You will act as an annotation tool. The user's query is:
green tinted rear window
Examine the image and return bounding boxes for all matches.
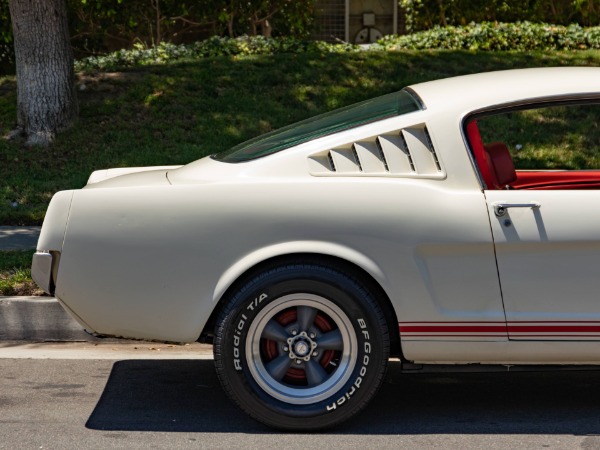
[213,89,421,163]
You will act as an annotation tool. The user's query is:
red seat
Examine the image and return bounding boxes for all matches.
[466,120,495,189]
[484,142,517,189]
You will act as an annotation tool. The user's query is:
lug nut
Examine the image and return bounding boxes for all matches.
[296,359,302,365]
[312,351,318,357]
[283,346,289,352]
[291,329,297,336]
[309,332,316,339]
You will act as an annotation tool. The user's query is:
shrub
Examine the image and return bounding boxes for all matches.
[378,22,600,51]
[75,23,600,72]
[399,0,599,32]
[75,36,359,71]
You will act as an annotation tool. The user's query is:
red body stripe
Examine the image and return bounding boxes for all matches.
[400,325,507,333]
[401,335,508,338]
[399,322,600,335]
[399,321,600,324]
[508,326,600,333]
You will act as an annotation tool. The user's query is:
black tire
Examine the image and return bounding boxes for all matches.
[214,263,390,431]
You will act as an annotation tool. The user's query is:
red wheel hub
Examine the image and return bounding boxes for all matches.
[261,306,338,385]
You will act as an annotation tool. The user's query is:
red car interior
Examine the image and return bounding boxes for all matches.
[466,120,600,190]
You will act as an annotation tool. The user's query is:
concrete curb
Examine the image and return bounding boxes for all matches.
[0,296,101,341]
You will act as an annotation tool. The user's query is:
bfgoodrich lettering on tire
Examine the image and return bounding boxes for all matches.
[214,263,390,430]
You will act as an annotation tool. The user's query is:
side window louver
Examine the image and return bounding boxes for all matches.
[308,123,444,178]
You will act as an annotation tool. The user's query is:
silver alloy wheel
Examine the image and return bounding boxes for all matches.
[246,293,358,405]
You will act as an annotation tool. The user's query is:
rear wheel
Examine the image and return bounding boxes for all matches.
[214,263,390,430]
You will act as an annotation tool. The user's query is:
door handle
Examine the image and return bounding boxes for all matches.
[492,202,541,217]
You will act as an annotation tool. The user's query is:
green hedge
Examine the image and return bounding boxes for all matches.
[378,22,600,51]
[75,35,359,71]
[75,23,600,72]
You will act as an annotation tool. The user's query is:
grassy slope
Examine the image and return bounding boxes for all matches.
[0,49,599,226]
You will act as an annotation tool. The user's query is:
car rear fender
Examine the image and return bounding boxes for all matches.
[212,241,389,304]
[208,242,403,358]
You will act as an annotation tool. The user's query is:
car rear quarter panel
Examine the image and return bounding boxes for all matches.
[55,166,501,343]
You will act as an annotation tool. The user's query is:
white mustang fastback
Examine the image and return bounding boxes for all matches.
[32,67,600,430]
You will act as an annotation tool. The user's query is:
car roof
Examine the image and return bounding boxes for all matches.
[408,67,600,114]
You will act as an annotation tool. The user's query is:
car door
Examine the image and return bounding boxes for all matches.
[486,189,600,339]
[474,101,600,340]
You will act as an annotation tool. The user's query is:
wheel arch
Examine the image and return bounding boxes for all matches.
[202,248,403,359]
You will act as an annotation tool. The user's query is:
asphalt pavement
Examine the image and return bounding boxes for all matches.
[2,357,600,449]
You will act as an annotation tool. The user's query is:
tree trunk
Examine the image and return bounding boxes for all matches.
[261,19,272,38]
[8,0,78,147]
[249,13,258,36]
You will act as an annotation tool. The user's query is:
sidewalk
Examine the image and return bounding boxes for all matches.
[0,341,212,359]
[0,226,40,250]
